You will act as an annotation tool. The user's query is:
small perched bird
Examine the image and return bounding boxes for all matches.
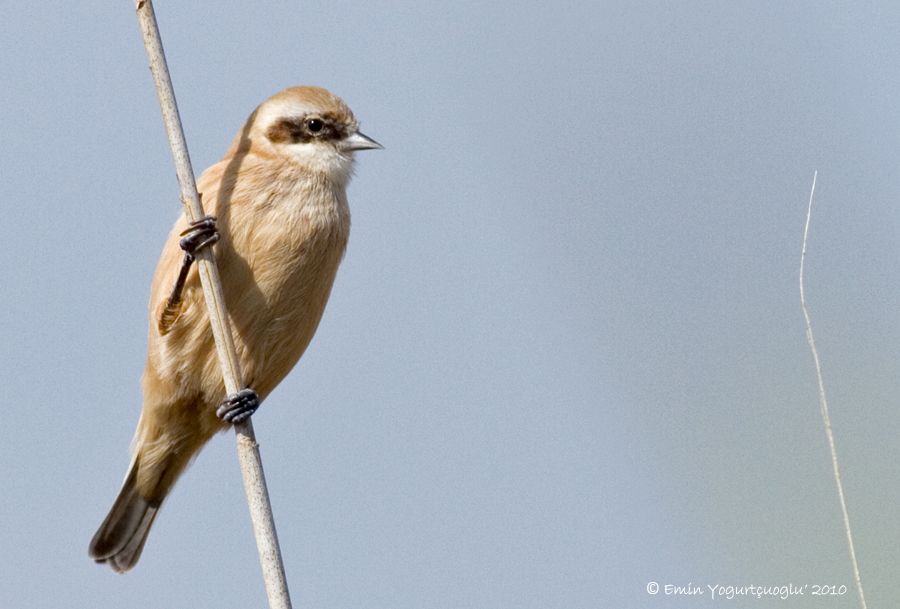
[89,86,381,572]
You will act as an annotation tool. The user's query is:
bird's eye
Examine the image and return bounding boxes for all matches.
[306,118,324,133]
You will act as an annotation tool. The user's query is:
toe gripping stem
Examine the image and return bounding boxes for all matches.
[217,388,260,424]
[167,215,220,308]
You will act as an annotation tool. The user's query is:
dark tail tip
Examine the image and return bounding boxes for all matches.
[89,464,160,573]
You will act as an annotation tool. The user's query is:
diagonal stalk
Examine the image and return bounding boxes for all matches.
[133,2,292,607]
[799,170,866,609]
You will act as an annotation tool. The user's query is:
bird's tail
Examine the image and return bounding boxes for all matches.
[88,457,160,573]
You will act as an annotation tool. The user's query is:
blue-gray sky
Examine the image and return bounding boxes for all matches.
[3,2,900,607]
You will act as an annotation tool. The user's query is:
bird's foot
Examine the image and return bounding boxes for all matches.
[179,215,219,258]
[217,388,260,424]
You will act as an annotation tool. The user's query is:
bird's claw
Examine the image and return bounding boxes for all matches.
[217,388,260,424]
[179,216,219,257]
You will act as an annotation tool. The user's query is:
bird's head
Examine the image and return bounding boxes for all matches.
[245,86,381,184]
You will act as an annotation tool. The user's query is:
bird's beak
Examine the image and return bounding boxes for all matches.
[342,130,383,152]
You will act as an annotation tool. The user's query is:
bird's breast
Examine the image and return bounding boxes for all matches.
[220,185,350,392]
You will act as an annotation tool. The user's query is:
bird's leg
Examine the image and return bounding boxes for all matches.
[157,216,219,335]
[160,216,219,317]
[217,388,260,424]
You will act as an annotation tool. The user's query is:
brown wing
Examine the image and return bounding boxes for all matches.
[149,160,230,335]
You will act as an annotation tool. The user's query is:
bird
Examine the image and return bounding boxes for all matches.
[89,85,381,573]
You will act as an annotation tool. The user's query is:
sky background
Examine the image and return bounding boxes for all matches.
[2,1,900,608]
